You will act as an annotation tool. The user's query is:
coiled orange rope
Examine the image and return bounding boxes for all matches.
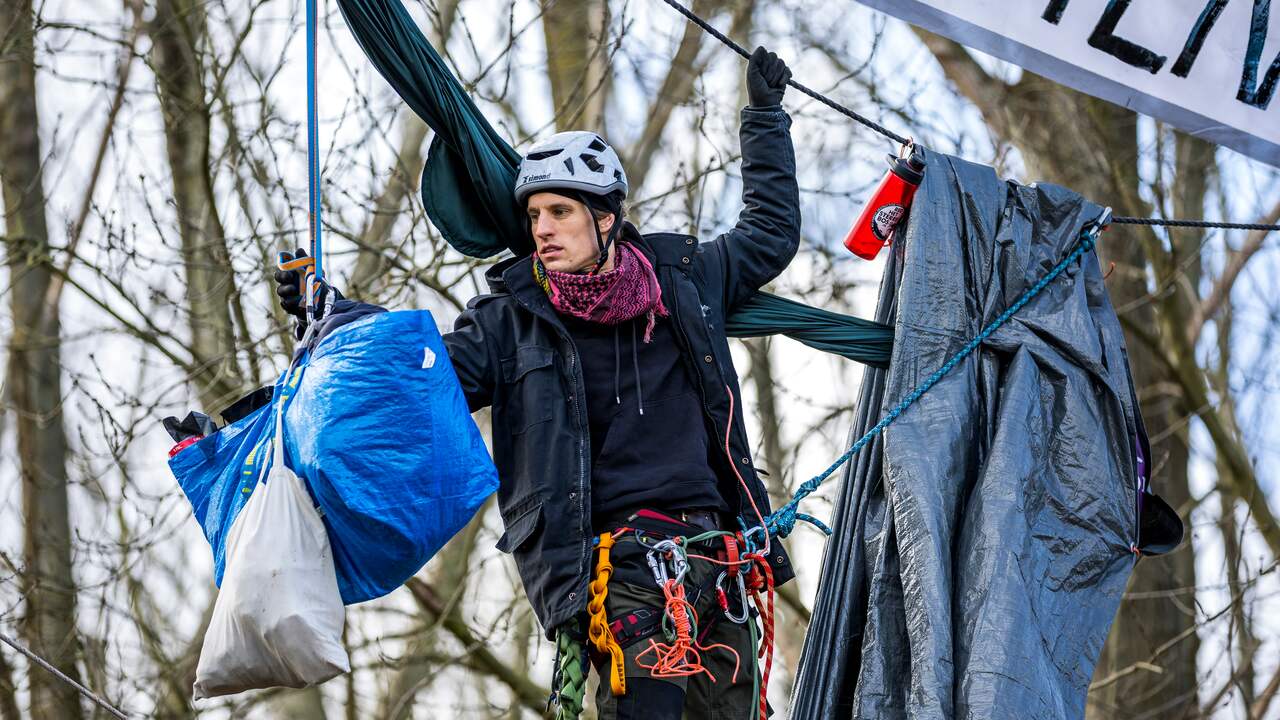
[636,551,741,685]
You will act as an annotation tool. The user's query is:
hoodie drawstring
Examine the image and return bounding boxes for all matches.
[609,319,649,415]
[631,322,644,416]
[613,325,621,406]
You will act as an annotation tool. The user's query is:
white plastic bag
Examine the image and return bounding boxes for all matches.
[193,402,349,699]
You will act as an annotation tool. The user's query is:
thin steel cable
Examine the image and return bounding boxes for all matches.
[0,630,128,719]
[654,0,1280,234]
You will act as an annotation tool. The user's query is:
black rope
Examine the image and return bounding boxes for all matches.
[0,630,128,719]
[657,0,911,146]
[656,0,1280,235]
[1110,217,1279,231]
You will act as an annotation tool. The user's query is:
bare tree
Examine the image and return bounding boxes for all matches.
[2,1,1276,718]
[0,0,85,717]
[150,0,252,411]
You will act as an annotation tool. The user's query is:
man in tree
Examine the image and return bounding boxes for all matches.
[276,46,797,719]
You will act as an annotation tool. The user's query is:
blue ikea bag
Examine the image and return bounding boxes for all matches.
[169,310,498,604]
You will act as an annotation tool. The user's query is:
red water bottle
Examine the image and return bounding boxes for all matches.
[843,144,926,260]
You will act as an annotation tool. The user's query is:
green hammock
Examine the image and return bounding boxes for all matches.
[335,0,893,368]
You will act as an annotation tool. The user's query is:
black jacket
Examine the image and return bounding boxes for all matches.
[442,106,801,637]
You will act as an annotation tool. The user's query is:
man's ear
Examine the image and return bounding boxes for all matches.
[596,212,616,234]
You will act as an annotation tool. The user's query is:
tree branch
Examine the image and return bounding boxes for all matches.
[910,28,1011,140]
[404,577,548,715]
[42,0,141,319]
[1188,198,1280,345]
[625,0,730,189]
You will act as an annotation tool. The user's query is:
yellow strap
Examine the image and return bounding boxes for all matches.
[278,255,316,272]
[587,533,626,696]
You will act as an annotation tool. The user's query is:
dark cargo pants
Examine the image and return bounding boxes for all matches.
[587,524,761,720]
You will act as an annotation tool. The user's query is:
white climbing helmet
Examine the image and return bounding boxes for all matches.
[514,131,629,206]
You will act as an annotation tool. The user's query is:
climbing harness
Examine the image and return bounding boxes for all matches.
[634,540,741,683]
[587,532,627,695]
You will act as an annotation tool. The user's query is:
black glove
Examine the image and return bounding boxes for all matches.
[746,46,791,108]
[274,247,311,322]
[274,247,340,335]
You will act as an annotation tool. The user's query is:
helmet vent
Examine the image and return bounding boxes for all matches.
[580,153,604,172]
[563,158,574,173]
[526,149,561,160]
[588,137,608,152]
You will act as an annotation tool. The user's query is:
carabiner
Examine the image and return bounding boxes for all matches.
[649,539,689,584]
[716,570,750,624]
[645,549,669,586]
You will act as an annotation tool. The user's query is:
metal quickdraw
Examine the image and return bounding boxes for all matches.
[587,533,626,696]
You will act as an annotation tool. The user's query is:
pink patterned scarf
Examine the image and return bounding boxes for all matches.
[533,241,669,341]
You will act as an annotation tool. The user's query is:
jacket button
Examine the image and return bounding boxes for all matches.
[776,555,784,564]
[569,492,576,500]
[685,238,694,245]
[681,256,691,264]
[740,457,750,465]
[704,355,713,363]
[569,592,577,600]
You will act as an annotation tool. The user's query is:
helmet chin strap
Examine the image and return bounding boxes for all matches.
[577,192,622,275]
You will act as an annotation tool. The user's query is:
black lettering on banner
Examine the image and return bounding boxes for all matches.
[1238,0,1280,109]
[1088,0,1168,74]
[1043,0,1070,23]
[1172,0,1229,77]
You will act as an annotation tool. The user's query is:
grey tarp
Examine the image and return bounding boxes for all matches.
[790,148,1178,719]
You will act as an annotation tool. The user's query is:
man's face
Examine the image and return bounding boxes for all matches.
[526,192,616,273]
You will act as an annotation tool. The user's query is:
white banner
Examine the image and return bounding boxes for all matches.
[858,0,1280,166]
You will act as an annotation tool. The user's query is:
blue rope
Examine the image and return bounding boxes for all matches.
[761,224,1104,541]
[306,0,324,282]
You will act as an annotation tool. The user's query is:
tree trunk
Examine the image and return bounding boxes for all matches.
[150,0,245,413]
[541,0,611,131]
[0,1,85,717]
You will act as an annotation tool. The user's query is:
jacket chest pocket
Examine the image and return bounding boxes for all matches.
[499,346,557,434]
